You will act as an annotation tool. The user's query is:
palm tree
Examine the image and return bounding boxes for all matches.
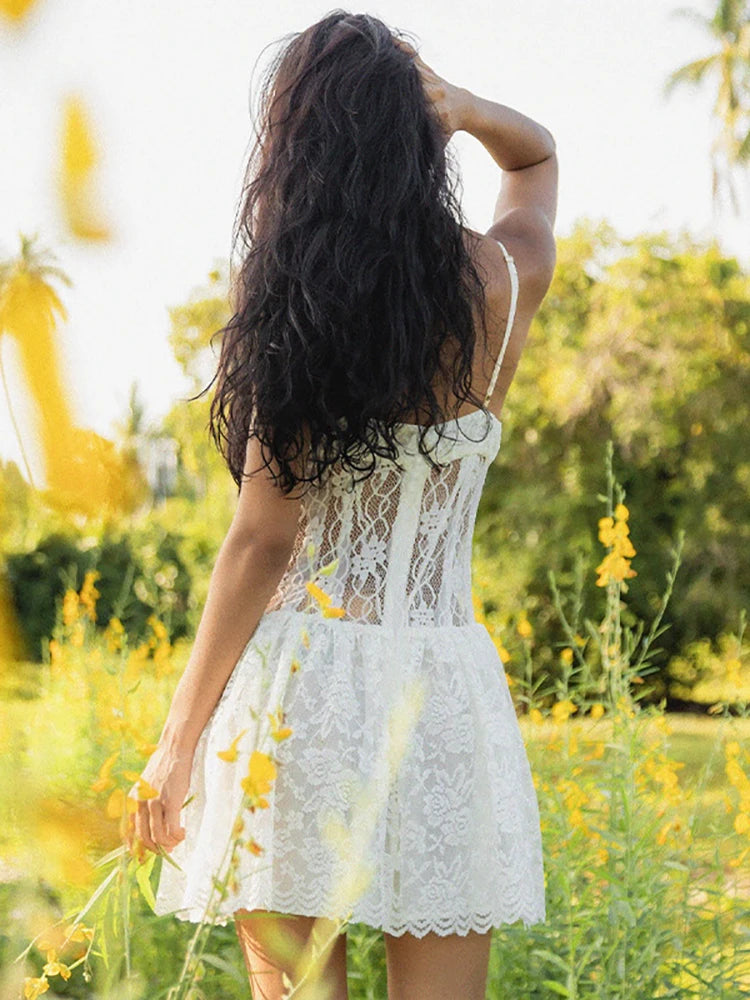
[663,0,750,216]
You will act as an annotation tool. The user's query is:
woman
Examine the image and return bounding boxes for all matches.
[129,10,557,999]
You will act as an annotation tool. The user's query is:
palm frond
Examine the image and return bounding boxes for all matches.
[662,55,718,99]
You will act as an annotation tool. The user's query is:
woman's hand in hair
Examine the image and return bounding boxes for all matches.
[394,38,472,143]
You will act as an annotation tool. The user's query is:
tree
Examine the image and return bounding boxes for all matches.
[663,0,750,216]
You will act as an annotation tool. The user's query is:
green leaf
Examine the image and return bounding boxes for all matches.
[135,853,157,912]
[541,980,572,997]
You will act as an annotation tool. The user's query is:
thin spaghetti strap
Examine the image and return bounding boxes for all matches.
[483,239,519,406]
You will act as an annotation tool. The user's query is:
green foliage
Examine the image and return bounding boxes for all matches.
[4,527,193,661]
[476,219,750,700]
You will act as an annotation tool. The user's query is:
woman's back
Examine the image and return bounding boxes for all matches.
[264,237,520,629]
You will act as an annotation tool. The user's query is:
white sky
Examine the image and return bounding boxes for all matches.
[1,0,748,477]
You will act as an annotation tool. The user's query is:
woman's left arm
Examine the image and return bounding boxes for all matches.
[128,435,302,855]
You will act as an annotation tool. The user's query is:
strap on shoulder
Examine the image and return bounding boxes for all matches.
[483,238,519,406]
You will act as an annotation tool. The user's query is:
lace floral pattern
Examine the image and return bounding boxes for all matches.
[154,410,547,936]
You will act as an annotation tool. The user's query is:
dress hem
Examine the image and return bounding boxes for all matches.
[155,896,547,938]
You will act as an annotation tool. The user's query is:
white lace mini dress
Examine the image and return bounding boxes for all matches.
[154,239,546,936]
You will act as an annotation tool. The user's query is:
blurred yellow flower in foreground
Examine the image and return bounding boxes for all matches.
[0,0,37,21]
[217,728,249,763]
[0,236,147,518]
[241,750,277,811]
[23,976,49,999]
[58,95,112,241]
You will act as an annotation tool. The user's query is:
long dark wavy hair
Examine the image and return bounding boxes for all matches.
[204,9,492,495]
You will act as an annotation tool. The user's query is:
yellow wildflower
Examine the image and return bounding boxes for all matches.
[91,749,119,793]
[290,658,301,674]
[42,950,72,980]
[322,605,346,618]
[79,569,100,621]
[241,751,277,811]
[105,616,125,652]
[23,977,49,999]
[106,787,137,818]
[726,658,741,684]
[64,922,94,943]
[560,647,573,665]
[735,812,750,836]
[48,638,63,668]
[596,507,637,587]
[551,699,578,723]
[497,644,511,664]
[62,589,79,626]
[517,618,533,639]
[529,708,545,725]
[217,728,249,763]
[245,837,265,855]
[267,709,293,742]
[726,741,741,759]
[305,581,331,608]
[58,95,112,241]
[122,774,159,800]
[590,703,605,721]
[147,614,168,641]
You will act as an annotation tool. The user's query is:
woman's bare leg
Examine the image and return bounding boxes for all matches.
[384,928,492,1000]
[234,908,348,1000]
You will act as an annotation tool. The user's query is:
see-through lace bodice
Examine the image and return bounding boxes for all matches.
[265,409,502,628]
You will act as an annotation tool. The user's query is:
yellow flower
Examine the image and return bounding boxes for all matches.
[104,616,125,651]
[517,618,533,639]
[79,569,100,621]
[217,728,249,763]
[0,0,39,24]
[596,507,637,587]
[241,751,277,811]
[735,812,750,836]
[560,647,574,665]
[551,699,578,723]
[91,749,119,793]
[122,774,159,800]
[305,581,331,608]
[590,703,605,721]
[58,95,112,241]
[106,787,137,818]
[290,658,301,674]
[497,644,511,664]
[62,589,79,626]
[65,922,94,943]
[147,614,168,641]
[23,977,49,999]
[42,951,72,980]
[725,741,741,759]
[48,638,63,668]
[529,708,545,725]
[267,709,293,743]
[322,605,346,618]
[244,837,265,855]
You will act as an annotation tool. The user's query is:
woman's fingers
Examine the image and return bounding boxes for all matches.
[164,798,186,845]
[135,798,158,852]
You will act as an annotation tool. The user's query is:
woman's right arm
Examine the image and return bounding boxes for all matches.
[458,92,558,232]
